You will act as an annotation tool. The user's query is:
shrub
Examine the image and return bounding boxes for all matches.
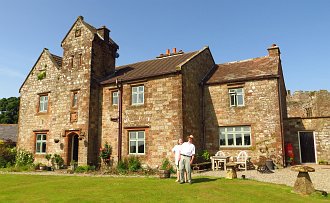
[0,141,16,168]
[15,149,34,167]
[52,154,64,165]
[128,156,141,172]
[74,165,96,173]
[117,159,128,174]
[99,142,112,166]
[161,158,175,173]
[201,150,210,161]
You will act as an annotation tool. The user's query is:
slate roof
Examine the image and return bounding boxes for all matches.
[0,124,18,142]
[206,56,280,85]
[51,54,62,67]
[100,51,199,85]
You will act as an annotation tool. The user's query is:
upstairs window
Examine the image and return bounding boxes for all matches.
[219,126,251,147]
[129,131,145,155]
[305,107,312,117]
[39,95,48,112]
[112,91,119,105]
[229,88,244,107]
[132,85,144,105]
[72,92,78,108]
[36,133,47,154]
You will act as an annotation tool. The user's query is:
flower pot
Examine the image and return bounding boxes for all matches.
[265,160,274,170]
[159,170,170,179]
[39,165,47,170]
[47,166,52,171]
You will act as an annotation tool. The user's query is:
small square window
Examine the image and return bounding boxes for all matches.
[132,85,144,105]
[39,95,48,112]
[129,131,145,155]
[72,92,78,108]
[229,88,244,107]
[112,91,119,105]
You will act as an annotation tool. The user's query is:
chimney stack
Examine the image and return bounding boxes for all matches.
[166,49,170,55]
[267,44,280,57]
[172,48,177,54]
[97,25,110,42]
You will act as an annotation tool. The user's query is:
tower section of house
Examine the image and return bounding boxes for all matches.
[100,47,215,167]
[203,45,287,166]
[18,16,118,166]
[284,90,330,165]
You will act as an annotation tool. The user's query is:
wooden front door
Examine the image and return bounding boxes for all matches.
[299,131,316,163]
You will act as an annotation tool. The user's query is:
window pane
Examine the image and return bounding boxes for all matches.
[42,134,46,140]
[227,134,234,145]
[220,128,225,133]
[138,93,144,103]
[230,94,236,106]
[132,94,137,104]
[36,143,41,153]
[37,134,41,140]
[138,131,144,139]
[138,141,144,153]
[129,132,136,140]
[219,133,226,146]
[227,127,233,132]
[244,134,251,146]
[42,142,46,153]
[132,87,137,93]
[139,86,144,92]
[236,134,242,146]
[234,127,241,132]
[236,88,243,93]
[237,95,244,105]
[243,126,250,131]
[130,141,136,153]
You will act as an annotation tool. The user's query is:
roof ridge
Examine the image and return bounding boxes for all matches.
[218,55,269,65]
[116,50,198,68]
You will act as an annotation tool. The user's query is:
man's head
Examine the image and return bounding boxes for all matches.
[187,135,194,143]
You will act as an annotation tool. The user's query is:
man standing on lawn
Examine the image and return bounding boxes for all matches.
[179,135,195,184]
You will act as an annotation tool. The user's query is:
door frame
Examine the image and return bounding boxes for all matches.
[297,131,317,164]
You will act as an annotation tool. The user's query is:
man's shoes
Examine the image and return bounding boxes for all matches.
[179,181,184,184]
[175,179,179,182]
[188,181,192,184]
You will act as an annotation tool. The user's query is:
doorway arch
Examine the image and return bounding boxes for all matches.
[67,133,79,164]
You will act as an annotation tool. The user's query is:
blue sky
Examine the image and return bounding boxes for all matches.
[0,1,329,98]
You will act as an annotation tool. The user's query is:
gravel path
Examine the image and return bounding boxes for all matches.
[194,164,330,192]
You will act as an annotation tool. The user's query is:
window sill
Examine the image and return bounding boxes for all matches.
[219,146,252,150]
[35,112,49,116]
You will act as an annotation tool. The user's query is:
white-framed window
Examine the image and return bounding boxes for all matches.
[132,85,144,105]
[129,131,145,155]
[72,92,78,108]
[219,126,251,147]
[39,95,48,112]
[112,91,118,105]
[229,88,244,107]
[36,133,47,154]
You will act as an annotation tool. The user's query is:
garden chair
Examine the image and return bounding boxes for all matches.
[235,151,248,171]
[211,151,228,170]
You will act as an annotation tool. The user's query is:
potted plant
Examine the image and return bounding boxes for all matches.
[70,160,78,170]
[52,154,64,170]
[255,138,275,170]
[159,158,173,178]
[45,154,52,171]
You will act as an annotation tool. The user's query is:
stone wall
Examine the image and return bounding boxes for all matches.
[18,18,95,165]
[181,47,215,151]
[287,90,330,118]
[101,74,183,167]
[284,118,330,164]
[204,79,284,165]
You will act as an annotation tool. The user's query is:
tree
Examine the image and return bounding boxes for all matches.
[0,97,20,124]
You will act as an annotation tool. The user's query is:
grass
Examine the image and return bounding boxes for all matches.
[0,174,328,202]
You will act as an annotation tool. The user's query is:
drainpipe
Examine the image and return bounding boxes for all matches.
[201,81,206,150]
[116,79,123,162]
[277,77,285,167]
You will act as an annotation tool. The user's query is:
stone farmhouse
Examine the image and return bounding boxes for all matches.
[17,16,329,168]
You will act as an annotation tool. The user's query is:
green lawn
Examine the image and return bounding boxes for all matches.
[0,174,328,202]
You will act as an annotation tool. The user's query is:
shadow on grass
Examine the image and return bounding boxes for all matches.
[192,177,218,184]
